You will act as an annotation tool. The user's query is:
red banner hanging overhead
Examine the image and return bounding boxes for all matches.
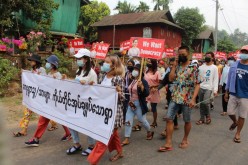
[94,43,110,59]
[68,39,84,53]
[192,53,203,59]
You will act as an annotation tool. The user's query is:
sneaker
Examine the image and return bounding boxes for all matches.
[25,139,39,147]
[61,134,72,141]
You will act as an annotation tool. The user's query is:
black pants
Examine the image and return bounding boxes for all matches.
[222,83,228,112]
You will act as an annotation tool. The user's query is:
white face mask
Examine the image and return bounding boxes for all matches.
[132,70,139,77]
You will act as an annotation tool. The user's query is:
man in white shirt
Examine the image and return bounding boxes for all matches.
[219,57,236,116]
[196,52,219,125]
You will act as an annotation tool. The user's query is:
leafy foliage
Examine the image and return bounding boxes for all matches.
[217,39,237,53]
[153,0,172,10]
[174,7,205,46]
[0,0,59,37]
[136,1,150,12]
[53,50,73,75]
[114,0,136,14]
[0,58,19,94]
[78,1,110,42]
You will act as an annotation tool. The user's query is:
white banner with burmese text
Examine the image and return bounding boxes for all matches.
[22,71,118,145]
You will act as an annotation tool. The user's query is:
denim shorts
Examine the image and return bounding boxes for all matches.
[166,101,192,122]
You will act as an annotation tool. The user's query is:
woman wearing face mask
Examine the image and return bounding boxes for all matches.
[88,55,124,165]
[145,59,161,128]
[219,56,236,116]
[25,55,71,147]
[123,60,135,122]
[121,64,154,146]
[13,54,46,137]
[66,49,97,156]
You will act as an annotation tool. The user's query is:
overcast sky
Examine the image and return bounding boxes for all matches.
[98,0,248,34]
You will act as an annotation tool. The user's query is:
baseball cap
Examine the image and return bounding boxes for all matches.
[74,48,91,58]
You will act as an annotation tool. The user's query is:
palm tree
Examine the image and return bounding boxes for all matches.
[114,0,136,14]
[136,1,149,12]
[152,0,173,10]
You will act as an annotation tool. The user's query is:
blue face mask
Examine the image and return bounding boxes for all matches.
[239,54,248,60]
[101,63,111,73]
[227,60,234,66]
[45,62,51,70]
[75,77,80,82]
[77,60,85,67]
[132,70,139,77]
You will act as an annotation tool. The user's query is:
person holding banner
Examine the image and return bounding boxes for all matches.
[159,46,201,151]
[25,55,71,147]
[88,55,124,164]
[121,64,154,146]
[145,59,161,128]
[66,49,97,156]
[13,54,46,137]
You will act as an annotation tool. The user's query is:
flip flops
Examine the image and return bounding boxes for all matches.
[48,126,58,131]
[121,142,130,146]
[109,153,123,162]
[179,142,189,149]
[13,132,26,137]
[233,137,241,143]
[158,146,173,152]
[229,123,237,131]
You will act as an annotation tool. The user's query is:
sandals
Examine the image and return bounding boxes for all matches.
[229,123,237,131]
[150,123,158,128]
[179,142,189,149]
[158,146,173,152]
[206,116,211,125]
[220,112,227,116]
[233,137,241,143]
[196,119,205,125]
[13,132,26,137]
[82,147,94,156]
[161,130,167,138]
[146,131,154,140]
[48,126,58,131]
[132,125,141,131]
[109,153,123,162]
[66,145,82,155]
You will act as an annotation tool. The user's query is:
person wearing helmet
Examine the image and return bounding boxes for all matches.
[66,49,97,156]
[25,55,71,147]
[225,45,248,143]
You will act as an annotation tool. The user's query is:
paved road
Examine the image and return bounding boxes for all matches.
[4,96,248,165]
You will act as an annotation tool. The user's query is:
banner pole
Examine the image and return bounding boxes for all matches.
[139,57,144,81]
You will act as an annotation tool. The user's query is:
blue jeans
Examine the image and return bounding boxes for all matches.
[69,129,95,145]
[125,100,151,137]
[166,101,192,122]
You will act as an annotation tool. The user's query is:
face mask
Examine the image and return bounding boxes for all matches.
[75,77,80,82]
[239,54,248,60]
[146,63,152,68]
[127,66,134,72]
[45,62,51,70]
[178,55,188,63]
[205,57,211,63]
[132,70,139,77]
[101,62,111,73]
[77,60,84,67]
[227,60,234,66]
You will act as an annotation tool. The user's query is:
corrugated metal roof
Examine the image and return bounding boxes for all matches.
[92,10,182,29]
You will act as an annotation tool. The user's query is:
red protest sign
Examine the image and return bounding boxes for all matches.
[94,43,110,59]
[192,53,203,59]
[164,48,175,58]
[120,40,130,51]
[131,38,164,59]
[68,39,84,53]
[215,52,227,59]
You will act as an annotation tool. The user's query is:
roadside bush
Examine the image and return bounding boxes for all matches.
[0,57,19,95]
[53,50,73,75]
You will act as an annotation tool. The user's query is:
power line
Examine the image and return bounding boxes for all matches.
[220,10,233,33]
[230,0,240,29]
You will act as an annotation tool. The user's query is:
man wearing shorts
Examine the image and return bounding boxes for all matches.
[225,45,248,143]
[158,46,201,152]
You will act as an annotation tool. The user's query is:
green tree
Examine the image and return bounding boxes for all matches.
[174,7,205,46]
[78,1,110,42]
[0,0,59,37]
[114,0,136,14]
[153,0,172,10]
[136,1,150,12]
[217,39,237,53]
[218,29,229,41]
[230,28,248,48]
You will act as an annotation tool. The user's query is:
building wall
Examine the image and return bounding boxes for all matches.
[97,23,182,49]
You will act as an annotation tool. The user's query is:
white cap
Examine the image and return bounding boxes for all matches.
[74,48,91,58]
[192,60,198,64]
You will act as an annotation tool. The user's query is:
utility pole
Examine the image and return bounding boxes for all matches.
[214,0,219,52]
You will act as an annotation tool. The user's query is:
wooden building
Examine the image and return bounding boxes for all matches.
[92,10,183,49]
